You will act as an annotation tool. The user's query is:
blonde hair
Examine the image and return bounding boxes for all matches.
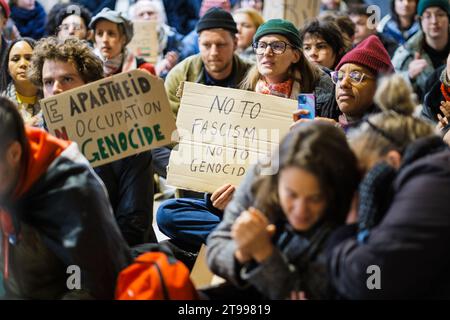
[233,7,265,30]
[239,47,322,93]
[374,74,417,115]
[349,75,435,161]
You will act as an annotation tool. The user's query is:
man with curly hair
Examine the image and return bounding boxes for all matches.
[28,37,158,248]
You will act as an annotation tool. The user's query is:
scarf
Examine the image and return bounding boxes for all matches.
[357,136,447,243]
[3,83,42,127]
[94,48,138,77]
[10,2,46,40]
[255,78,293,98]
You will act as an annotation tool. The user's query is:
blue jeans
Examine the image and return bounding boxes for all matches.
[156,198,222,251]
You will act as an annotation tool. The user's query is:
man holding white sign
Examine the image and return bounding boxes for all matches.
[28,37,159,247]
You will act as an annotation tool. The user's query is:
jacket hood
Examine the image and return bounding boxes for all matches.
[14,127,70,199]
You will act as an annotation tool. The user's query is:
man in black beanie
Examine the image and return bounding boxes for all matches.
[165,7,252,116]
[159,7,253,268]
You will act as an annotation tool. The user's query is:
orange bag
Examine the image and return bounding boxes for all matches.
[115,248,199,300]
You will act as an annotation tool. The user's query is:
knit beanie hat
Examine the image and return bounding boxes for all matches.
[335,35,394,76]
[253,19,301,48]
[417,0,450,16]
[196,7,237,34]
[0,0,10,18]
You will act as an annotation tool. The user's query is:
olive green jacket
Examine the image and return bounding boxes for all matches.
[165,53,253,116]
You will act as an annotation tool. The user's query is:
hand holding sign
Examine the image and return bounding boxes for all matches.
[210,183,235,211]
[40,70,176,167]
[166,82,297,193]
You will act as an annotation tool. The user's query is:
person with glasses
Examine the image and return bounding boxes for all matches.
[128,0,184,79]
[328,74,450,299]
[240,19,335,119]
[294,35,394,132]
[392,0,450,102]
[45,2,92,42]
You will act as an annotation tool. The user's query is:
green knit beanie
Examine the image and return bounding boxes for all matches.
[253,19,301,48]
[417,0,450,16]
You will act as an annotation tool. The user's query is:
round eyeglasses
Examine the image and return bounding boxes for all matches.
[330,70,374,85]
[58,23,85,33]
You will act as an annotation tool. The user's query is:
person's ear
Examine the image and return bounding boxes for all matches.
[86,29,94,42]
[7,141,22,167]
[233,33,238,51]
[385,150,402,169]
[292,50,301,64]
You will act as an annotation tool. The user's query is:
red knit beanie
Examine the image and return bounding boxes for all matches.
[335,35,394,76]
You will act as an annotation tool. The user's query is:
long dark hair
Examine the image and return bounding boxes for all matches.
[252,122,360,227]
[0,37,37,90]
[390,0,418,30]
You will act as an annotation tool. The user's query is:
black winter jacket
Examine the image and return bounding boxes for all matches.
[329,137,450,299]
[94,151,156,246]
[1,132,130,299]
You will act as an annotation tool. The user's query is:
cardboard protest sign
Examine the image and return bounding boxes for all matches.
[263,0,320,28]
[40,69,176,168]
[128,20,159,64]
[166,82,297,193]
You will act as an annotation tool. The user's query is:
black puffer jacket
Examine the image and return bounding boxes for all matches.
[422,65,446,123]
[329,137,450,299]
[0,131,131,299]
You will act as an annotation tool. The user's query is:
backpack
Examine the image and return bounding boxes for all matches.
[115,244,199,300]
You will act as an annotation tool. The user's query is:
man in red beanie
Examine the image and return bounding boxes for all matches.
[330,35,394,131]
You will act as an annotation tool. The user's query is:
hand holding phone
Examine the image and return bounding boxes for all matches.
[297,94,315,120]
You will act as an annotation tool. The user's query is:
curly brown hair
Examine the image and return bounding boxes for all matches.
[27,37,104,87]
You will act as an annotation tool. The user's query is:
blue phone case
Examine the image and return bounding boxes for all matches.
[298,94,315,119]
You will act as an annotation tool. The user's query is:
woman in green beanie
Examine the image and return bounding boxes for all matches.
[240,18,337,119]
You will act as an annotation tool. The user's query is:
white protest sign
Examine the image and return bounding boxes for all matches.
[263,0,321,28]
[166,82,297,193]
[40,69,176,167]
[128,20,159,64]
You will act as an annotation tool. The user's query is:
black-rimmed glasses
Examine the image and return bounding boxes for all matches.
[252,41,296,55]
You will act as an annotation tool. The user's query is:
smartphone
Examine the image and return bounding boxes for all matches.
[297,94,315,120]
